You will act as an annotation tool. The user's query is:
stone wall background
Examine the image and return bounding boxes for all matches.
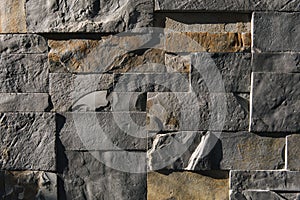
[0,0,299,199]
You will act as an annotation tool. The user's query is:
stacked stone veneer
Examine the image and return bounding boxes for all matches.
[0,0,299,199]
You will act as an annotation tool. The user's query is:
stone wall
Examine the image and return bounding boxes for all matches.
[0,0,299,199]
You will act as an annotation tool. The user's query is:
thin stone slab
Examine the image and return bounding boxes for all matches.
[253,12,300,52]
[0,113,55,171]
[0,93,49,112]
[58,112,147,151]
[26,0,153,33]
[287,134,300,171]
[230,191,300,200]
[0,171,57,200]
[62,151,146,199]
[250,73,300,133]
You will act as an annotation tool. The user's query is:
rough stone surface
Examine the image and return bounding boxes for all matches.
[26,0,153,33]
[0,113,55,171]
[166,32,251,53]
[231,191,300,200]
[148,131,285,171]
[0,93,49,112]
[112,92,147,112]
[191,53,251,93]
[165,53,190,73]
[250,73,300,133]
[253,12,300,52]
[287,134,300,171]
[249,0,300,11]
[58,112,147,151]
[0,170,57,200]
[50,73,114,112]
[62,151,146,200]
[230,170,300,191]
[252,53,300,73]
[0,0,26,33]
[148,171,229,200]
[147,92,249,131]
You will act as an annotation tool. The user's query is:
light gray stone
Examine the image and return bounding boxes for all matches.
[0,170,57,200]
[230,170,300,191]
[252,53,300,73]
[62,151,146,200]
[49,73,114,112]
[114,73,190,92]
[0,54,49,93]
[26,0,153,33]
[147,92,249,131]
[249,0,300,11]
[287,134,300,171]
[250,73,300,132]
[112,92,147,112]
[191,53,251,93]
[0,93,49,112]
[0,34,47,54]
[253,12,300,52]
[58,112,147,151]
[0,113,55,171]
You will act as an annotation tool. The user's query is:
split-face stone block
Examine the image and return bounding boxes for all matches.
[287,134,300,171]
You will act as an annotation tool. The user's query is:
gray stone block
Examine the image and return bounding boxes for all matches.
[0,113,55,171]
[250,73,300,133]
[0,170,57,200]
[287,134,300,171]
[253,53,300,73]
[112,92,147,112]
[191,53,251,93]
[26,0,153,33]
[49,73,114,112]
[0,54,49,93]
[0,93,49,112]
[253,12,300,52]
[249,0,300,11]
[62,151,146,199]
[58,112,147,151]
[230,191,297,200]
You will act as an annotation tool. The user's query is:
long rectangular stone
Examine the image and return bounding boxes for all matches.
[62,151,146,200]
[249,0,300,11]
[0,113,55,171]
[231,191,300,200]
[250,73,300,133]
[49,73,114,112]
[26,0,153,33]
[0,170,57,199]
[147,131,285,171]
[287,134,300,171]
[58,112,147,151]
[0,54,49,93]
[0,93,49,112]
[253,12,300,52]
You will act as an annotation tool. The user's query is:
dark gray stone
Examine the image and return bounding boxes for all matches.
[250,73,300,133]
[253,12,300,52]
[230,170,300,191]
[287,134,300,171]
[0,54,49,93]
[231,191,286,200]
[49,73,114,112]
[0,93,49,112]
[249,0,300,11]
[58,112,147,151]
[0,113,55,171]
[191,53,251,93]
[26,0,153,33]
[63,151,146,200]
[253,53,300,73]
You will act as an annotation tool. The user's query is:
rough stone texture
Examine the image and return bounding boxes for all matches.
[287,134,300,171]
[230,170,300,191]
[250,73,300,133]
[253,12,300,52]
[0,170,57,200]
[112,92,147,112]
[166,32,251,53]
[0,0,26,33]
[147,92,249,131]
[50,73,114,112]
[148,171,229,200]
[148,131,285,171]
[0,113,55,171]
[0,93,49,112]
[191,53,251,93]
[62,151,146,200]
[58,112,147,151]
[252,53,300,73]
[26,0,153,33]
[249,0,300,11]
[231,191,300,200]
[165,53,190,73]
[114,73,190,92]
